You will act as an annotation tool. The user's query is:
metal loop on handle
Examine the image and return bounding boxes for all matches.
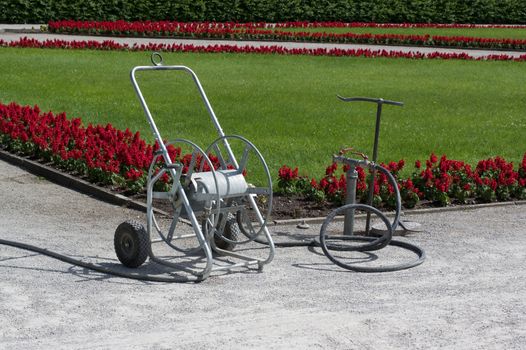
[151,52,163,66]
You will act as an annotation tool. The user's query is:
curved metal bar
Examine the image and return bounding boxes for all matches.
[337,95,404,107]
[204,135,274,249]
[151,52,163,66]
[130,65,236,166]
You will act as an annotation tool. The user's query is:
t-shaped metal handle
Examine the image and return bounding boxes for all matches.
[337,95,404,235]
[337,95,404,107]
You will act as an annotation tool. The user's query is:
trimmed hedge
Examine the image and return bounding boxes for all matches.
[1,0,526,24]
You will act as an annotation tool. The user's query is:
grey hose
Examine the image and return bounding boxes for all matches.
[0,238,200,283]
[317,163,426,272]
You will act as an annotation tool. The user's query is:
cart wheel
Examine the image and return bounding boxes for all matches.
[213,214,240,251]
[114,220,149,268]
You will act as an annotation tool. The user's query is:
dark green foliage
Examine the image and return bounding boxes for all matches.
[1,0,525,24]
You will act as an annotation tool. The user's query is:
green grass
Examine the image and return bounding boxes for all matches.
[1,48,525,183]
[280,27,526,39]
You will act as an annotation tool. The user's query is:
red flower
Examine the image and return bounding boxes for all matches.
[44,20,526,53]
[325,162,338,176]
[278,165,299,181]
[125,168,143,181]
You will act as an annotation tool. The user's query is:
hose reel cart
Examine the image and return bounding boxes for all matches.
[114,53,275,281]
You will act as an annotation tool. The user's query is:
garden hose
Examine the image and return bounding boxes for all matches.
[323,235,426,272]
[316,162,425,272]
[0,237,200,283]
[319,221,426,272]
[257,163,426,272]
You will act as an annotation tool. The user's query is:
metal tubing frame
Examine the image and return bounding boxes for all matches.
[333,155,401,237]
[343,165,358,236]
[130,61,274,278]
[204,135,274,247]
[146,168,214,279]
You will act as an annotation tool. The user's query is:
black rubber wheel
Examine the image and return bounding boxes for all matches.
[213,214,240,251]
[114,220,149,268]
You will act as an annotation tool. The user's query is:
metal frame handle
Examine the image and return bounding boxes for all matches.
[130,55,235,168]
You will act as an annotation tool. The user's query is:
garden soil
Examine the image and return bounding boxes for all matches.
[1,159,526,349]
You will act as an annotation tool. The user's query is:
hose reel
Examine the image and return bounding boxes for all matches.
[114,53,276,281]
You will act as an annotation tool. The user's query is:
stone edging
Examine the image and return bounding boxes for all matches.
[271,200,526,226]
[0,149,150,213]
[1,148,525,226]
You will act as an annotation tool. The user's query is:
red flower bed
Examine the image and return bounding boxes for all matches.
[2,37,526,62]
[278,152,526,209]
[47,20,526,33]
[273,22,526,29]
[0,102,155,192]
[2,101,525,208]
[47,20,526,51]
[0,102,224,194]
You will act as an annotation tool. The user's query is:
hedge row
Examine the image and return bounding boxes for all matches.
[2,0,526,24]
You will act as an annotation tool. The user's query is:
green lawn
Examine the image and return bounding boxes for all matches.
[280,26,526,39]
[1,48,525,182]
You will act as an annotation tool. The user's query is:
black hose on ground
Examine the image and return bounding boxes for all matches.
[319,235,426,272]
[316,163,425,272]
[0,238,200,283]
[256,234,426,272]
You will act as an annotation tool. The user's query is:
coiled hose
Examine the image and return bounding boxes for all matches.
[255,163,426,272]
[318,163,425,272]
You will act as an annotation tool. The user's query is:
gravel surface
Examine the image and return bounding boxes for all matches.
[1,159,526,349]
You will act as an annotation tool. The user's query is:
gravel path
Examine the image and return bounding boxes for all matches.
[1,159,525,349]
[1,24,525,59]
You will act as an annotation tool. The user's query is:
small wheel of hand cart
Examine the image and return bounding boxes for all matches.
[114,220,149,268]
[207,213,240,251]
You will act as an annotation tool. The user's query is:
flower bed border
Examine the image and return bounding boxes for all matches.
[1,147,524,226]
[2,102,525,219]
[47,20,526,51]
[2,37,526,62]
[0,147,147,211]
